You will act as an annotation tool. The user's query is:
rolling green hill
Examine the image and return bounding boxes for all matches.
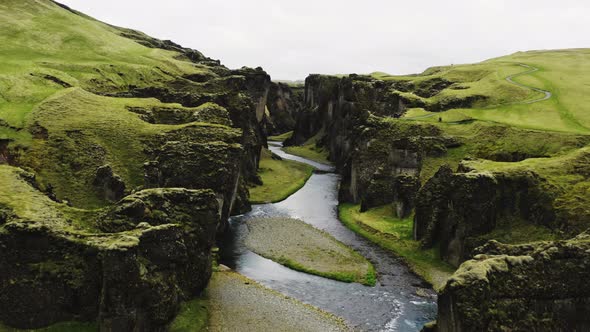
[374,48,590,134]
[0,0,242,208]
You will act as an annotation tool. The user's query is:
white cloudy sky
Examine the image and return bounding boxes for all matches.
[58,0,589,80]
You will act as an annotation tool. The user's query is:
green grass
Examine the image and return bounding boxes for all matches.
[169,297,208,332]
[283,130,331,165]
[16,88,238,209]
[268,131,293,142]
[276,256,376,286]
[0,165,100,232]
[249,148,313,203]
[474,217,557,245]
[379,49,590,134]
[0,0,224,209]
[0,0,206,131]
[0,321,97,332]
[338,203,454,290]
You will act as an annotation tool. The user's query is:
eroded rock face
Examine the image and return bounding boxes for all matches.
[435,235,590,332]
[287,74,459,216]
[414,166,556,266]
[93,165,126,202]
[0,182,219,330]
[265,82,304,135]
[143,125,245,230]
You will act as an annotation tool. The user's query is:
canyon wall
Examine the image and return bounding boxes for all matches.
[265,82,304,135]
[0,1,275,329]
[286,74,456,217]
[434,234,590,332]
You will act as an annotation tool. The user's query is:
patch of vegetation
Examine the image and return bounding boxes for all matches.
[249,148,313,204]
[268,130,293,142]
[245,217,376,286]
[473,217,557,245]
[283,130,331,165]
[0,165,100,232]
[169,297,208,332]
[0,0,228,209]
[338,203,454,290]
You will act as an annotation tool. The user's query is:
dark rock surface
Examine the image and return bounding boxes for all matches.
[286,74,458,215]
[265,82,304,135]
[143,125,245,230]
[434,234,590,332]
[0,176,219,330]
[93,165,126,202]
[414,166,556,266]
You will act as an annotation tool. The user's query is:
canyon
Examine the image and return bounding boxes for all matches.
[1,1,590,331]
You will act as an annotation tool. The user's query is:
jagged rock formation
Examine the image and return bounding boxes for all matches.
[0,166,219,330]
[414,165,555,266]
[434,234,590,331]
[285,74,457,216]
[265,82,304,135]
[0,1,274,329]
[93,165,126,202]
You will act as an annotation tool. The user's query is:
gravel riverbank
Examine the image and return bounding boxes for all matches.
[207,271,348,332]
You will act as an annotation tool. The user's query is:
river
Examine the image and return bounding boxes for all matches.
[218,143,437,331]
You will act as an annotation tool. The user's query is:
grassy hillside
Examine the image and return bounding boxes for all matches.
[0,0,207,133]
[0,0,236,208]
[375,49,590,134]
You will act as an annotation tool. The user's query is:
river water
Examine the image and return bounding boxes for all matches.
[218,143,437,331]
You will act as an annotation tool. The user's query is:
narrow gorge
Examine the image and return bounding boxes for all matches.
[1,1,589,332]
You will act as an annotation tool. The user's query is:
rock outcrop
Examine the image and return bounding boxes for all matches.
[0,2,275,330]
[434,234,590,331]
[93,165,126,202]
[0,166,219,330]
[143,124,245,227]
[265,82,304,135]
[414,165,556,266]
[286,74,457,216]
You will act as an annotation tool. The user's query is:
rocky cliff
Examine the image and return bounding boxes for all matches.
[0,0,273,329]
[414,165,556,266]
[433,234,590,331]
[285,74,455,217]
[265,82,304,135]
[0,166,219,330]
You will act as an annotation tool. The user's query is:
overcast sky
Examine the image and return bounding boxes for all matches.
[58,0,589,80]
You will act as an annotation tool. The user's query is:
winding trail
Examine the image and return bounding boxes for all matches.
[401,63,552,121]
[504,64,552,104]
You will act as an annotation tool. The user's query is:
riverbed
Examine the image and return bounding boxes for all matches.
[218,143,437,332]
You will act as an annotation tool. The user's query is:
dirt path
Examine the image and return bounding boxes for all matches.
[505,64,552,104]
[401,63,552,121]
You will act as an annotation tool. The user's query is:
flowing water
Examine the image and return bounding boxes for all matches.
[218,143,437,331]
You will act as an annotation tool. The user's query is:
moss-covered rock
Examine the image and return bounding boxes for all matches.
[143,125,244,229]
[414,165,556,266]
[0,165,219,330]
[436,234,590,331]
[286,74,458,216]
[265,82,304,135]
